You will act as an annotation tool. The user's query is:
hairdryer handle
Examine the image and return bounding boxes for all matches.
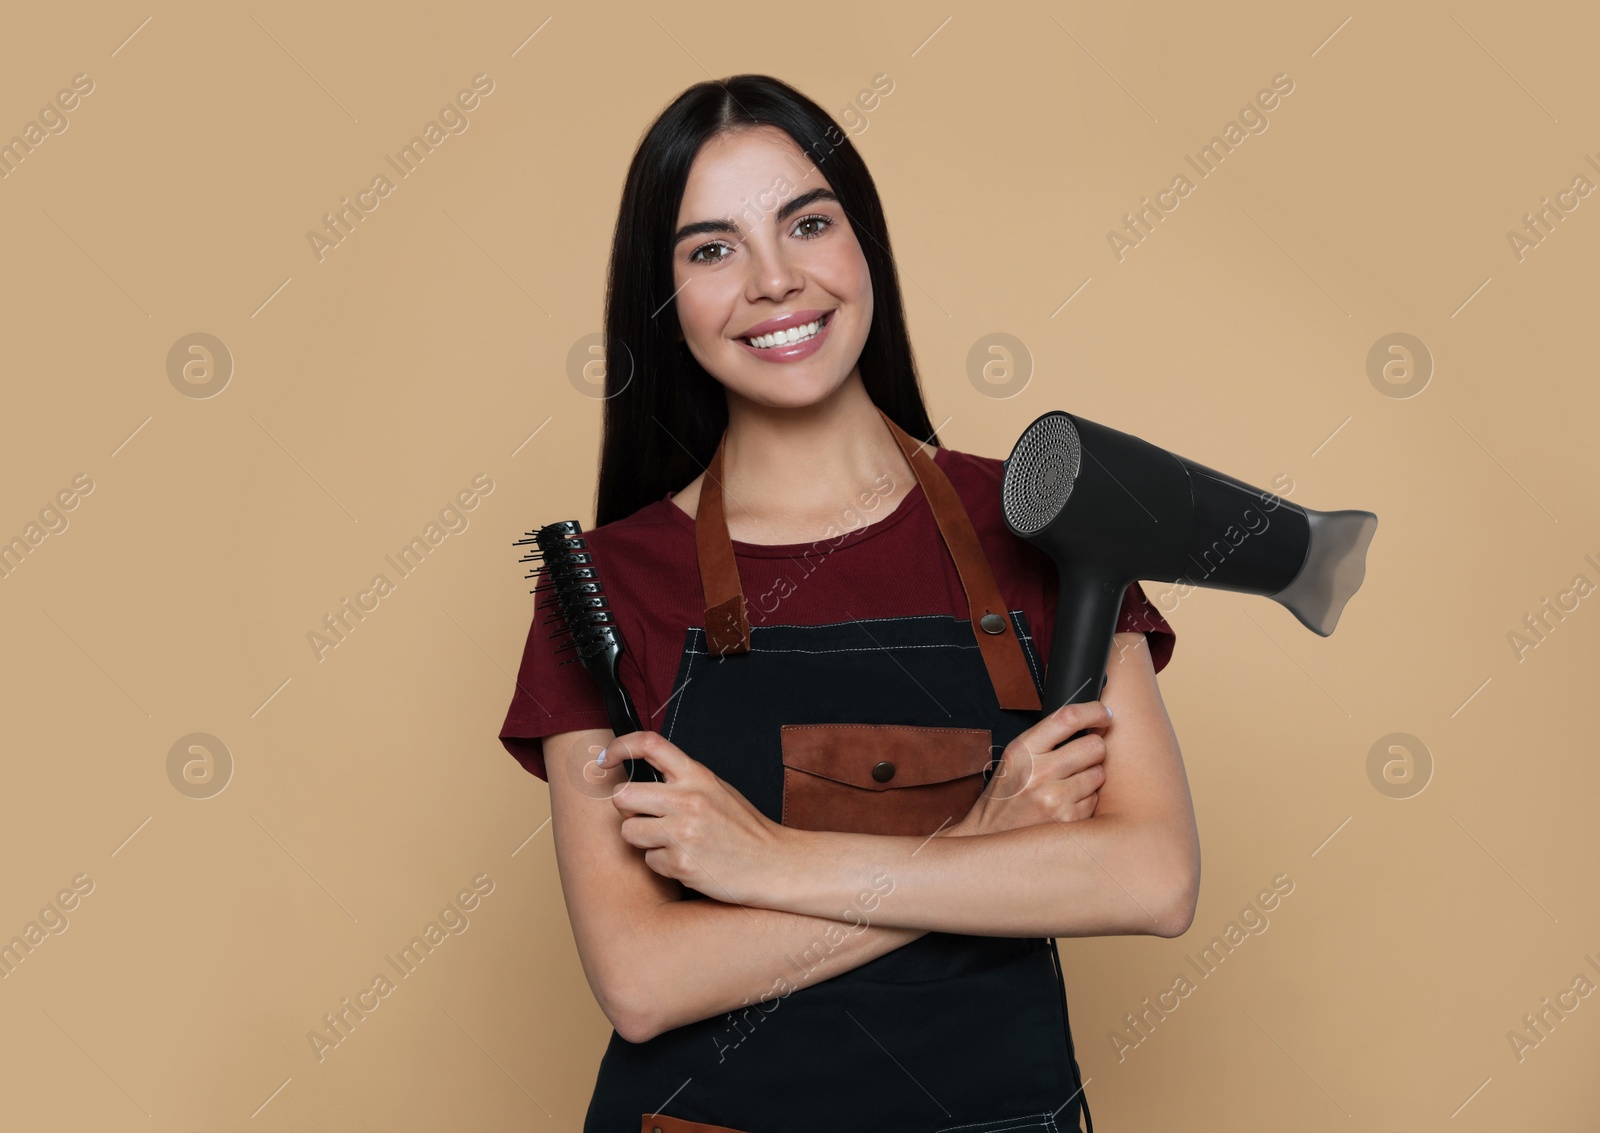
[1044,567,1126,738]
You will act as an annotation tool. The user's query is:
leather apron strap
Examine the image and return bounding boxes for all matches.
[694,405,1042,712]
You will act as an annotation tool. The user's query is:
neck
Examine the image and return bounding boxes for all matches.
[718,371,923,535]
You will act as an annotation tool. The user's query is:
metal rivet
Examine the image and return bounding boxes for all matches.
[872,760,896,783]
[979,612,1006,635]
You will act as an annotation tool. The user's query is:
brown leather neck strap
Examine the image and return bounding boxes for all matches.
[693,406,1042,712]
[695,427,752,658]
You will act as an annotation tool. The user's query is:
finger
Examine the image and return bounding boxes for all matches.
[1043,731,1108,779]
[1059,762,1107,804]
[642,847,679,879]
[609,782,674,818]
[597,731,694,780]
[1044,780,1099,823]
[1020,701,1113,754]
[988,704,1107,801]
[619,814,670,850]
[1065,792,1099,822]
[1000,726,1105,784]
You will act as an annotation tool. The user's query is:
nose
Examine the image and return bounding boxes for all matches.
[742,226,803,304]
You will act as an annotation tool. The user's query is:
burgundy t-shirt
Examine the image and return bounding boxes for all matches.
[499,444,1175,782]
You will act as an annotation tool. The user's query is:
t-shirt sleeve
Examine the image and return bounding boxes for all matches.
[497,570,615,782]
[1115,581,1176,674]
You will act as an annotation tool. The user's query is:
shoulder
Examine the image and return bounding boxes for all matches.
[572,498,701,626]
[568,498,696,606]
[582,499,694,563]
[933,443,1177,673]
[935,444,1003,488]
[933,443,1054,582]
[934,444,1010,536]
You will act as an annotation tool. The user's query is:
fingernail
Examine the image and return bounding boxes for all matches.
[1106,707,1114,719]
[596,745,607,766]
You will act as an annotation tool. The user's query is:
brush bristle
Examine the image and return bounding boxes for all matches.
[521,520,622,663]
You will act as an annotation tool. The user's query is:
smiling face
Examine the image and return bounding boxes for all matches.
[670,125,873,409]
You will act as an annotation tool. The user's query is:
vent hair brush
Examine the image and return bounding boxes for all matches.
[516,520,660,783]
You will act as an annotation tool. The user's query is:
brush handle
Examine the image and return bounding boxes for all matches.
[586,643,643,735]
[578,637,660,784]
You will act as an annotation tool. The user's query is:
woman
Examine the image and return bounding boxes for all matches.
[500,74,1200,1133]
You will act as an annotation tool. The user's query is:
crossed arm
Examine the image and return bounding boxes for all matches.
[541,632,1199,1043]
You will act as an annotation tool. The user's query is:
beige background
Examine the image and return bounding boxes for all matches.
[2,0,1596,1128]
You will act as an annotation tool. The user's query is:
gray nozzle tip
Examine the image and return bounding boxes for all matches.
[1272,509,1378,636]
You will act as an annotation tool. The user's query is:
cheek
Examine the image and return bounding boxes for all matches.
[672,270,731,343]
[846,253,874,326]
[843,239,872,294]
[818,235,873,311]
[850,259,873,306]
[855,262,874,319]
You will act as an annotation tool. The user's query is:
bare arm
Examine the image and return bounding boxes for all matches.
[760,633,1200,937]
[541,726,928,1044]
[612,632,1200,940]
[542,631,1174,1040]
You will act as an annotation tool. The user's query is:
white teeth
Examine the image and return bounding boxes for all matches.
[746,319,823,349]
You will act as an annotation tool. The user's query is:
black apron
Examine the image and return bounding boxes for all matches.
[584,407,1094,1133]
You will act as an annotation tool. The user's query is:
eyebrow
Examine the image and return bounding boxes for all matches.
[671,188,840,248]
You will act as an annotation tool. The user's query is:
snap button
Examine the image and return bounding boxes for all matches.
[871,760,896,783]
[652,1127,663,1133]
[979,612,1006,634]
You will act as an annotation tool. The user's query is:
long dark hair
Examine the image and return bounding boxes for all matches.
[594,74,938,528]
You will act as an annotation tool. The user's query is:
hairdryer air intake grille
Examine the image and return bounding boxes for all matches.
[1003,412,1081,536]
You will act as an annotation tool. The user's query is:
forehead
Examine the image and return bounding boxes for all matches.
[677,125,834,222]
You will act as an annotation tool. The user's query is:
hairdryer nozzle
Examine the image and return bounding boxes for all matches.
[1271,508,1378,636]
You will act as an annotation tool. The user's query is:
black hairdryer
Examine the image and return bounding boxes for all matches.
[1001,410,1377,714]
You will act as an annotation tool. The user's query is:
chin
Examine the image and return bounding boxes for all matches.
[726,366,849,409]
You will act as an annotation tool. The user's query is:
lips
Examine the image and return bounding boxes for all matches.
[735,309,833,344]
[742,312,830,350]
[734,310,835,363]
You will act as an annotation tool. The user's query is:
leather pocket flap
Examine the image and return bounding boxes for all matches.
[779,724,992,790]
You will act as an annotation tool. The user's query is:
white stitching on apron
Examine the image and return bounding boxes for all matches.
[663,628,701,743]
[1014,621,1044,693]
[934,1111,1059,1133]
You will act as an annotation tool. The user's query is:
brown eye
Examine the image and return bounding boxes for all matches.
[791,215,831,238]
[689,242,732,264]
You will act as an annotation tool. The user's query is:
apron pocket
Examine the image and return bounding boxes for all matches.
[778,723,992,837]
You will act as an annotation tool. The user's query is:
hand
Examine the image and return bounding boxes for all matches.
[598,730,788,905]
[939,701,1112,838]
